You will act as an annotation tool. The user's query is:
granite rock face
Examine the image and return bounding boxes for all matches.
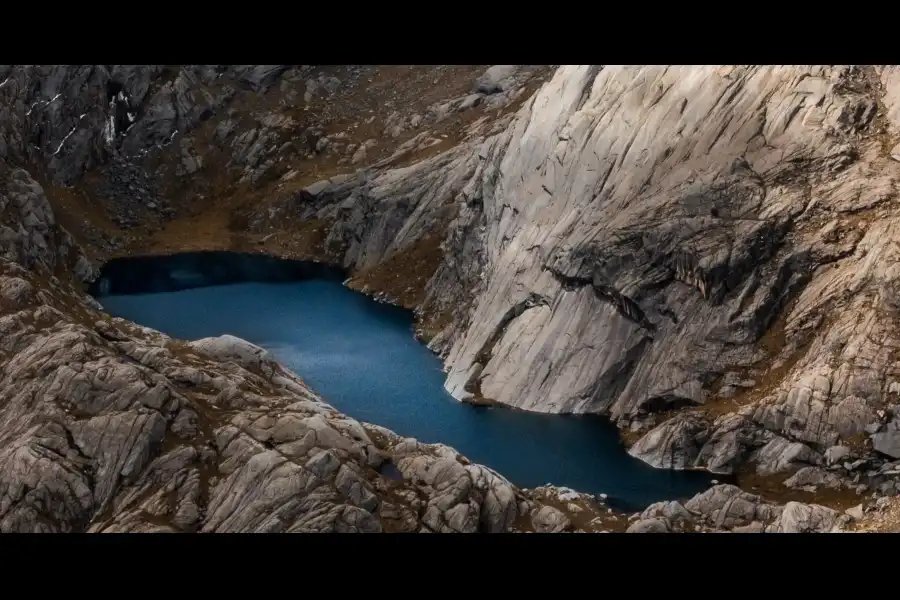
[0,159,850,534]
[4,64,899,531]
[626,484,850,533]
[0,241,591,532]
[435,65,898,424]
[1,159,611,532]
[253,66,900,488]
[0,165,97,281]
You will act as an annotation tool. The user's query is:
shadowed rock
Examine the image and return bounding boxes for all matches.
[5,64,898,532]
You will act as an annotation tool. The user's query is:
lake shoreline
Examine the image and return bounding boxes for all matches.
[92,251,718,510]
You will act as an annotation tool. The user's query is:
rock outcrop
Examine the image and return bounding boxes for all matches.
[4,64,900,531]
[253,66,900,496]
[0,163,611,532]
[0,160,850,535]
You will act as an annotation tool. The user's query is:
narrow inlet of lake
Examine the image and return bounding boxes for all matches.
[94,255,715,511]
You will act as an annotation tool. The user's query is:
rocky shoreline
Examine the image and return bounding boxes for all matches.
[0,163,872,532]
[3,64,900,531]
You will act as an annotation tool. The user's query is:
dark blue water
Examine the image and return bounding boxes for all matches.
[99,279,715,510]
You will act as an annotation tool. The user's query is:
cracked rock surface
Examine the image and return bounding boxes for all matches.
[254,66,900,501]
[0,249,589,532]
[0,159,627,533]
[4,64,900,532]
[0,154,853,534]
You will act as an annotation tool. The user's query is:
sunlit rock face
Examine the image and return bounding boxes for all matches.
[257,66,900,489]
[1,159,617,533]
[3,64,900,532]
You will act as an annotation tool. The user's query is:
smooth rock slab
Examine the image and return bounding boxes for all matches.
[189,334,277,377]
[626,518,671,533]
[531,505,570,533]
[872,419,900,459]
[767,502,843,533]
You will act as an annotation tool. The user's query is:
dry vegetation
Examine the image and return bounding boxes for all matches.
[517,488,630,533]
[735,470,865,511]
[346,232,447,309]
[849,497,900,532]
[53,66,550,301]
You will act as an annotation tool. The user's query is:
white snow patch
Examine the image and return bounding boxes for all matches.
[53,113,88,156]
[25,93,62,116]
[103,97,117,143]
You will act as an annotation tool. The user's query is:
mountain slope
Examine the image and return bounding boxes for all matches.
[3,64,900,532]
[260,66,900,490]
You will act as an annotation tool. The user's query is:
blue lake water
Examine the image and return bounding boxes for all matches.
[99,279,714,510]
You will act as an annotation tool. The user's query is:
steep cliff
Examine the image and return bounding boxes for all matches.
[1,161,621,532]
[2,64,900,532]
[0,159,868,533]
[257,66,900,496]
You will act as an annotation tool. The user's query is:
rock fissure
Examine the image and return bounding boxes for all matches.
[545,265,656,332]
[4,64,900,531]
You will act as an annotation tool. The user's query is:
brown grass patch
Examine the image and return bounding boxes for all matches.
[850,497,900,532]
[518,489,629,533]
[694,296,818,419]
[416,309,456,346]
[40,180,124,263]
[619,427,646,448]
[346,232,446,310]
[736,470,865,511]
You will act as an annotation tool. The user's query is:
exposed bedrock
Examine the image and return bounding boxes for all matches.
[258,66,900,483]
[6,64,900,530]
[0,65,288,185]
[0,163,866,533]
[14,149,727,533]
[1,162,620,532]
[438,65,895,421]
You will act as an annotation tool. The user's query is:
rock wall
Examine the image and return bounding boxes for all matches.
[3,64,899,531]
[0,163,97,281]
[0,159,869,533]
[432,66,894,417]
[267,66,900,489]
[0,163,621,532]
[0,65,296,185]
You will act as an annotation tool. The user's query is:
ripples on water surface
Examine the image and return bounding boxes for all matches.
[99,277,715,510]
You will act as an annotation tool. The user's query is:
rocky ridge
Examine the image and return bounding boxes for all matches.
[0,179,865,532]
[2,64,900,532]
[2,162,615,532]
[252,66,900,519]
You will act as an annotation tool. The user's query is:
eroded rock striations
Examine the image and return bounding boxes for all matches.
[258,66,900,501]
[0,164,603,532]
[3,64,900,532]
